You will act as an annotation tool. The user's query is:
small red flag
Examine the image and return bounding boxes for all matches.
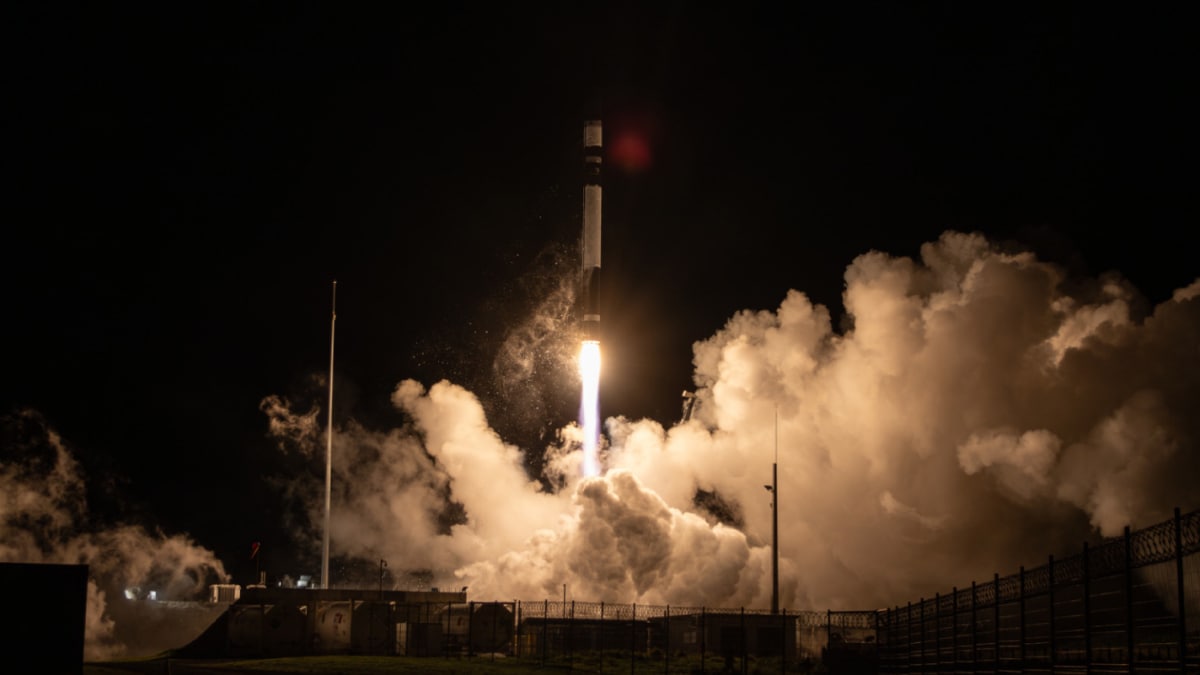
[250,541,261,559]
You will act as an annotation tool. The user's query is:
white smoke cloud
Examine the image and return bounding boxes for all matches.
[455,469,788,609]
[0,410,229,661]
[266,230,1200,611]
[958,428,1061,502]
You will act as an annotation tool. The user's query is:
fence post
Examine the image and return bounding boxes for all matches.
[569,600,575,671]
[936,592,942,674]
[631,603,637,675]
[515,601,522,659]
[1019,566,1026,671]
[490,603,498,661]
[1175,508,1187,675]
[542,599,547,665]
[993,573,1000,675]
[701,606,707,674]
[920,599,926,675]
[881,607,889,674]
[908,601,913,675]
[971,581,978,673]
[827,608,833,663]
[952,587,958,675]
[1049,556,1056,675]
[885,606,892,675]
[1084,542,1091,675]
[742,607,748,675]
[468,601,475,658]
[600,601,605,674]
[1125,525,1135,675]
[665,605,670,675]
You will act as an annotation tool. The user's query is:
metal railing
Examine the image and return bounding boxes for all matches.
[217,507,1199,674]
[877,507,1200,675]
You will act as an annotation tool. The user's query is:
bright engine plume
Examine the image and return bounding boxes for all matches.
[579,117,603,476]
[580,340,602,477]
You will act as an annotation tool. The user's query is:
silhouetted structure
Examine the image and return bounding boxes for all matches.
[0,563,87,675]
[878,507,1200,674]
[168,507,1199,674]
[176,587,466,658]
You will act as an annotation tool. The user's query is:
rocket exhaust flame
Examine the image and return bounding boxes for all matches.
[579,117,604,476]
[580,340,602,477]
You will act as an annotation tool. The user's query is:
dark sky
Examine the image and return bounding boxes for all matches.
[4,4,1196,582]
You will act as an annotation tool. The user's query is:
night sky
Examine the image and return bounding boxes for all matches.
[5,4,1197,589]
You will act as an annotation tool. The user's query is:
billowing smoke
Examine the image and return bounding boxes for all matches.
[267,230,1200,610]
[0,410,229,660]
[260,380,567,579]
[488,242,582,463]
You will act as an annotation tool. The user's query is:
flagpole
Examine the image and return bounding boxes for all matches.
[322,280,336,589]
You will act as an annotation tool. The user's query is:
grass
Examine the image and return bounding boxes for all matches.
[85,653,820,674]
[87,655,560,674]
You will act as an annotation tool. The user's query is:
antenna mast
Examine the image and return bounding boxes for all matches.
[772,407,779,614]
[322,280,336,589]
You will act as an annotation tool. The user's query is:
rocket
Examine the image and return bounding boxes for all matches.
[581,118,602,341]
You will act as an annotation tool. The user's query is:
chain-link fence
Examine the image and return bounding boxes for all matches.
[509,601,832,673]
[448,508,1198,674]
[208,507,1198,674]
[373,600,870,672]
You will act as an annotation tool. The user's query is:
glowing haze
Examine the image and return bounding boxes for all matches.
[260,230,1200,610]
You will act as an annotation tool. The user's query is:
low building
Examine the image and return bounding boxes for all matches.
[176,586,468,658]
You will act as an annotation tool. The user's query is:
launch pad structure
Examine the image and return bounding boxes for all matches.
[178,586,474,658]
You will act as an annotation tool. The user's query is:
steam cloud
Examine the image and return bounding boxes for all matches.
[266,230,1199,610]
[0,410,229,660]
[8,229,1192,660]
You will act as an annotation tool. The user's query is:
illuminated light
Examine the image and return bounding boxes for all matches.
[579,340,602,477]
[123,588,136,600]
[148,590,157,601]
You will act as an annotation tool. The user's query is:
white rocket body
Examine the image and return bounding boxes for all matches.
[582,119,602,341]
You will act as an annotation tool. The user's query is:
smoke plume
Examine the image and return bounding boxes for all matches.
[267,230,1200,610]
[0,410,229,660]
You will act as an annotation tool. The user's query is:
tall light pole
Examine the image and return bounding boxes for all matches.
[764,471,778,614]
[322,280,336,589]
[764,409,779,614]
